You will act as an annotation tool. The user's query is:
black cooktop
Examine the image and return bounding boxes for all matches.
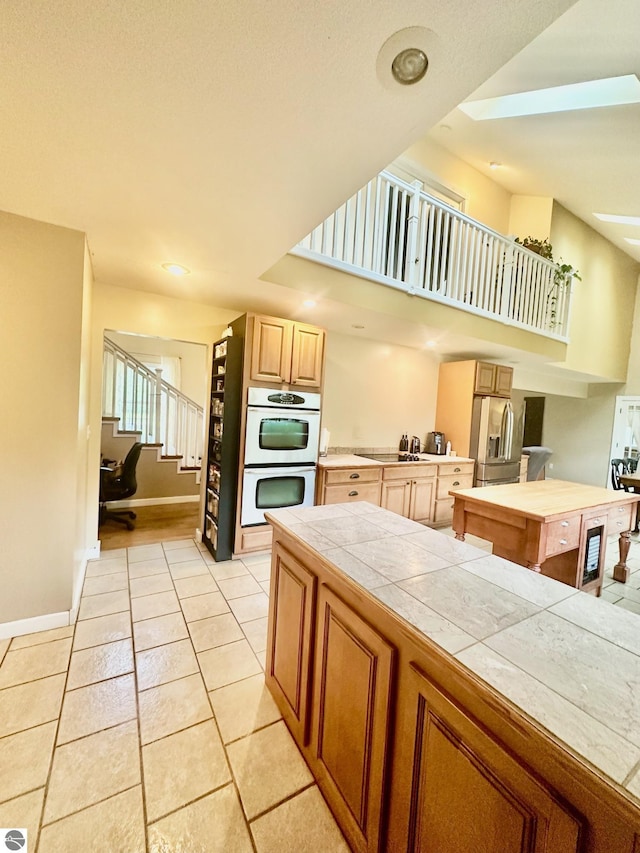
[356,453,421,463]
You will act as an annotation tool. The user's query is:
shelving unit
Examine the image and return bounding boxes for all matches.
[202,334,242,561]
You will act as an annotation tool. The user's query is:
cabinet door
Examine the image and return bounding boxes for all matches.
[381,479,411,517]
[475,361,497,394]
[495,364,513,397]
[265,544,316,745]
[291,323,325,387]
[250,316,293,383]
[312,586,394,853]
[401,663,582,853]
[409,477,434,523]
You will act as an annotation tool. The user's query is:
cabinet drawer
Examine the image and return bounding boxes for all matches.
[433,497,455,525]
[238,526,273,553]
[436,461,475,477]
[608,504,633,532]
[383,464,435,481]
[323,483,381,505]
[324,467,381,486]
[436,473,474,500]
[545,517,581,557]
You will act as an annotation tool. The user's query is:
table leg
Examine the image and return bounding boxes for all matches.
[526,562,542,573]
[455,532,465,541]
[612,531,631,583]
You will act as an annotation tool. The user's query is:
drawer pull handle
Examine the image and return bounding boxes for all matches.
[561,521,569,527]
[348,490,358,497]
[454,467,461,472]
[453,481,460,487]
[559,538,568,545]
[349,473,360,479]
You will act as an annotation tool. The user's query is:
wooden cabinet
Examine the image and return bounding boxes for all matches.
[436,359,512,459]
[381,465,435,523]
[432,461,475,527]
[317,466,382,507]
[475,361,513,396]
[202,336,243,561]
[393,664,582,852]
[250,314,325,388]
[311,586,394,852]
[265,544,316,745]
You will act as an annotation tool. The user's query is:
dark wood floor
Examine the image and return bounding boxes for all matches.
[99,502,201,551]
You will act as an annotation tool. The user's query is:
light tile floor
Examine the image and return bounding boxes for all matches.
[2,529,639,852]
[0,539,349,853]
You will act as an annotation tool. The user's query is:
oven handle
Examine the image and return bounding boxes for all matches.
[243,466,316,476]
[247,406,321,415]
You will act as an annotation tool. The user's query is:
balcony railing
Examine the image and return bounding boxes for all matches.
[102,336,204,468]
[292,170,572,340]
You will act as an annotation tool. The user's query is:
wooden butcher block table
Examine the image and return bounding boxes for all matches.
[452,479,640,594]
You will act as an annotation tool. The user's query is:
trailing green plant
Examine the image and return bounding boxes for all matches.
[515,236,581,328]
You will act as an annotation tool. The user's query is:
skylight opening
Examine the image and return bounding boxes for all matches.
[459,74,640,120]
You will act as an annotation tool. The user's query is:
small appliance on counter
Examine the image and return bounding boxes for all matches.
[425,431,446,455]
[410,436,421,454]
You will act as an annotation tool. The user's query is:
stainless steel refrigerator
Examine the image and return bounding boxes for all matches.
[470,396,523,486]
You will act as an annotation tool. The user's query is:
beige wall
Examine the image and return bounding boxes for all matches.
[322,331,439,448]
[0,211,88,624]
[395,137,512,234]
[551,203,638,382]
[508,196,553,241]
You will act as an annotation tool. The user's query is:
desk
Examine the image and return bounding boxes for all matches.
[452,479,640,592]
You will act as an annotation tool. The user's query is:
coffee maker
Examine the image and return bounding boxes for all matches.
[425,431,446,455]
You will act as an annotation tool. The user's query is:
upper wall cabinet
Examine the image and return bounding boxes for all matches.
[250,315,325,388]
[474,361,513,397]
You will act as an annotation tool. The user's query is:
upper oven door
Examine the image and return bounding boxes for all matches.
[244,406,321,465]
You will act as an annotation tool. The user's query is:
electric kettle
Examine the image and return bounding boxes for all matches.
[425,431,446,455]
[410,436,421,454]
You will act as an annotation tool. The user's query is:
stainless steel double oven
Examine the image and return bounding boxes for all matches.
[241,387,321,525]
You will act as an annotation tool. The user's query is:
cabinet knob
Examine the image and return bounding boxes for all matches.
[561,521,569,527]
[349,473,360,479]
[348,490,358,497]
[593,517,601,524]
[559,538,568,545]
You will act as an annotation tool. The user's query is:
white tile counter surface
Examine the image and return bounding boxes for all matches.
[266,501,640,805]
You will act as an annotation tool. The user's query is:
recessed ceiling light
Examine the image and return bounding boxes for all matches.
[391,47,428,85]
[489,162,501,169]
[303,299,316,308]
[625,238,640,246]
[426,340,437,347]
[459,74,640,121]
[594,213,640,226]
[162,263,190,276]
[351,324,365,330]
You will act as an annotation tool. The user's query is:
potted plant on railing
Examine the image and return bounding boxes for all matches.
[515,236,580,329]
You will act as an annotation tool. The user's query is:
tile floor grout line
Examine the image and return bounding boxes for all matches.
[176,567,260,853]
[37,782,141,831]
[35,580,81,853]
[248,779,317,826]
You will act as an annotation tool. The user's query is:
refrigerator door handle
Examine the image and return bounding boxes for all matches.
[501,401,514,461]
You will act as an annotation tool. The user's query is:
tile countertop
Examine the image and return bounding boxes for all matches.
[265,501,640,806]
[317,453,475,468]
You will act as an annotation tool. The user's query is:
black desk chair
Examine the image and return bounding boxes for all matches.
[99,442,143,530]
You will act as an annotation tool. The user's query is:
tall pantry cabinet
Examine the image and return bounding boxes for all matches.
[202,335,243,562]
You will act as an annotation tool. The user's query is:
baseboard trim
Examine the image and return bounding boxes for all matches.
[105,495,200,509]
[0,544,100,641]
[0,610,71,642]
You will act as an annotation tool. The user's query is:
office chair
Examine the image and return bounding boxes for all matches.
[99,442,143,530]
[611,457,631,491]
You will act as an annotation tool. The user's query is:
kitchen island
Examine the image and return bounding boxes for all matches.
[452,479,640,593]
[265,501,640,853]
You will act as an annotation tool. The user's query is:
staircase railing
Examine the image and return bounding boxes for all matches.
[292,170,572,340]
[102,336,204,468]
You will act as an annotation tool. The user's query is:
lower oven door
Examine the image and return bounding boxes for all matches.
[241,466,316,526]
